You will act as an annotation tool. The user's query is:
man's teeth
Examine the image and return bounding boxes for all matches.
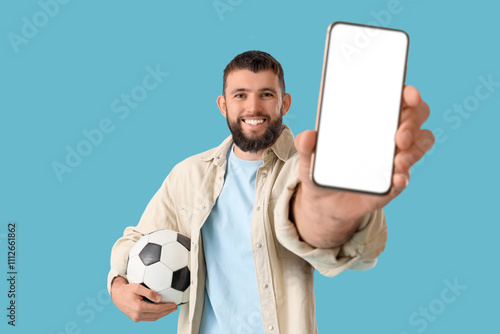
[244,119,265,125]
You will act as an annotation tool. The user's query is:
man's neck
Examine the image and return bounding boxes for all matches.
[233,145,265,161]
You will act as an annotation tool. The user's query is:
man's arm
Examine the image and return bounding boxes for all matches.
[292,85,434,248]
[108,169,182,322]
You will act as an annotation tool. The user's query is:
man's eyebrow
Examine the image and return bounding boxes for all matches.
[259,87,278,94]
[229,87,278,94]
[230,88,250,95]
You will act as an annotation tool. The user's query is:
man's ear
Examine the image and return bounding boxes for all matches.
[281,93,292,116]
[217,95,227,118]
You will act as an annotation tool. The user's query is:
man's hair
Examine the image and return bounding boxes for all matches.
[223,50,286,97]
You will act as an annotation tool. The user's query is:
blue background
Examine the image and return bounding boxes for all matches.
[1,0,498,333]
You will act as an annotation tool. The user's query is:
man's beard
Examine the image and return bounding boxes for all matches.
[226,109,284,153]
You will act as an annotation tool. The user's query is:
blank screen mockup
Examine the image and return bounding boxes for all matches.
[313,22,409,195]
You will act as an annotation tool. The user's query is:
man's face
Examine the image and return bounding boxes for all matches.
[218,69,290,153]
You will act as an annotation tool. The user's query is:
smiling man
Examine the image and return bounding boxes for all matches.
[108,50,434,333]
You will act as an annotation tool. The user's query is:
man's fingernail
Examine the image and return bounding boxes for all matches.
[156,295,162,303]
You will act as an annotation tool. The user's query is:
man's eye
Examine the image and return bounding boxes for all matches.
[262,92,273,97]
[235,94,245,98]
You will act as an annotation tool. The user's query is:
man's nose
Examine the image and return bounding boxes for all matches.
[245,94,263,112]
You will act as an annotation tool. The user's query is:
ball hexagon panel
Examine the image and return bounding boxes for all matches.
[161,242,189,271]
[172,266,190,292]
[129,235,150,258]
[149,229,177,246]
[143,262,173,292]
[139,243,162,266]
[126,255,145,284]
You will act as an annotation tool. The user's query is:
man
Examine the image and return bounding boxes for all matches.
[108,50,434,333]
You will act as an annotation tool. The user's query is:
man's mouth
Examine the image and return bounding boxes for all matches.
[241,118,267,126]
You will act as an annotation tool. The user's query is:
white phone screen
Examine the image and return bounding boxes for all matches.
[312,22,409,195]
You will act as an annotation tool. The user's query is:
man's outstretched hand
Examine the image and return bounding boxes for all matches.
[292,85,435,248]
[111,276,178,322]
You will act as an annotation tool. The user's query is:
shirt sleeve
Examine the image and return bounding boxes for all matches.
[107,171,180,293]
[273,155,388,277]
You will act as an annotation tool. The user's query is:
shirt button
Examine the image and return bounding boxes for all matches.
[262,171,267,177]
[256,242,262,249]
[256,206,261,211]
[202,205,206,210]
[263,283,268,289]
[268,325,274,331]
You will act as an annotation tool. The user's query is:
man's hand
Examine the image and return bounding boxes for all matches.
[292,85,435,248]
[110,276,178,322]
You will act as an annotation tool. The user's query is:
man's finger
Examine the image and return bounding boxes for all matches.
[399,99,430,127]
[392,169,410,190]
[394,129,435,172]
[138,304,178,318]
[134,308,178,322]
[401,85,422,109]
[133,283,162,303]
[396,101,430,150]
[295,130,316,157]
[126,305,178,322]
[386,172,408,200]
[139,300,178,312]
[294,130,316,185]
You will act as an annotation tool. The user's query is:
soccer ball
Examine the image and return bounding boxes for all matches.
[126,229,191,305]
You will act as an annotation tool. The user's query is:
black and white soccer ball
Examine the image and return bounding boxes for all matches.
[127,229,191,305]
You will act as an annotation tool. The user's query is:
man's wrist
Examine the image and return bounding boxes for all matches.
[291,184,366,248]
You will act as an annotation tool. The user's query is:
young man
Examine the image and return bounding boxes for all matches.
[108,51,434,333]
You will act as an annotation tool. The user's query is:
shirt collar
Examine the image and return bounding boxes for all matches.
[267,125,296,162]
[200,125,296,166]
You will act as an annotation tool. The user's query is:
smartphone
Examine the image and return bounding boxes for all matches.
[311,21,409,195]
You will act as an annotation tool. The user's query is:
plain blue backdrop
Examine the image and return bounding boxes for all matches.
[1,0,498,333]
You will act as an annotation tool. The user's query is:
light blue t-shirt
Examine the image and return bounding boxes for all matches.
[199,145,265,334]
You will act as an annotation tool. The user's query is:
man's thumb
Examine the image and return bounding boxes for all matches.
[294,130,317,184]
[295,130,316,161]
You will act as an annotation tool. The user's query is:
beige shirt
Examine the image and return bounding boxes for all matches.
[108,125,387,334]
